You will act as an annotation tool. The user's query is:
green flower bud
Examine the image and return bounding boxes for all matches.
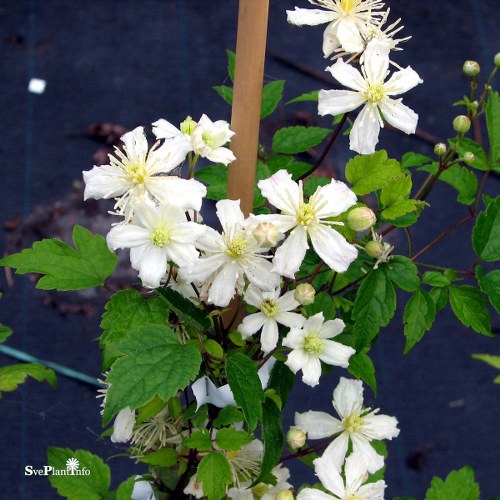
[434,143,447,156]
[494,52,500,68]
[453,115,471,134]
[286,428,306,450]
[253,222,280,248]
[276,490,294,500]
[463,60,480,76]
[347,207,376,232]
[180,116,197,136]
[463,151,475,165]
[294,283,316,305]
[365,240,385,259]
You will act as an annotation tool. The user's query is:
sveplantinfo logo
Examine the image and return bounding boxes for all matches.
[25,457,91,476]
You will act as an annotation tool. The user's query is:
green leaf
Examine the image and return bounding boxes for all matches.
[348,352,377,394]
[449,286,492,336]
[226,353,265,432]
[0,363,56,396]
[401,152,432,169]
[267,361,295,407]
[213,405,244,428]
[197,452,232,500]
[136,396,167,425]
[439,164,478,205]
[213,85,233,105]
[476,266,500,312]
[385,256,420,292]
[253,399,283,486]
[380,174,412,205]
[472,196,500,261]
[100,290,168,369]
[103,325,201,425]
[486,89,500,162]
[472,353,500,370]
[0,324,13,344]
[254,160,271,206]
[215,428,253,451]
[138,448,179,466]
[183,430,213,451]
[429,287,449,313]
[286,90,319,104]
[261,80,285,119]
[425,466,480,500]
[195,164,228,201]
[303,291,336,320]
[382,199,423,220]
[0,225,117,291]
[272,126,330,154]
[345,151,402,195]
[451,137,490,171]
[403,288,436,353]
[116,476,136,500]
[303,176,331,196]
[47,448,111,500]
[156,287,211,336]
[352,268,396,349]
[422,272,451,287]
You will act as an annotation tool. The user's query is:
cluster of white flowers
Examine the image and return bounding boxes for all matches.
[287,0,422,154]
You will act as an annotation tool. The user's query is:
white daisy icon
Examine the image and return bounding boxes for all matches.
[66,457,80,474]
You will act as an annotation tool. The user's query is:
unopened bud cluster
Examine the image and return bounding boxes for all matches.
[347,207,376,232]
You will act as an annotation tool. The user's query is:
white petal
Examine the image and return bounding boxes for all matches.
[208,262,239,306]
[242,284,264,308]
[130,245,147,270]
[384,66,423,96]
[216,199,245,233]
[275,311,306,329]
[83,164,130,200]
[171,221,205,244]
[261,318,279,353]
[344,452,369,493]
[122,127,148,163]
[106,225,150,250]
[322,21,341,58]
[310,179,357,218]
[350,104,381,154]
[319,340,355,368]
[138,245,168,288]
[285,348,308,375]
[258,170,301,215]
[351,434,385,474]
[336,17,364,53]
[147,177,206,211]
[252,213,298,233]
[322,432,350,471]
[318,89,366,117]
[152,118,182,139]
[362,413,400,440]
[238,313,266,338]
[205,147,236,166]
[332,378,364,418]
[111,407,135,443]
[282,327,306,350]
[301,355,322,387]
[303,312,325,333]
[131,477,155,500]
[313,455,345,497]
[185,253,227,282]
[294,410,343,439]
[166,242,199,268]
[277,290,301,312]
[363,48,389,86]
[272,226,308,278]
[326,59,366,92]
[243,256,281,292]
[296,489,335,500]
[357,480,386,498]
[309,224,358,273]
[151,140,191,174]
[257,357,276,389]
[286,7,336,26]
[319,318,346,339]
[379,98,418,135]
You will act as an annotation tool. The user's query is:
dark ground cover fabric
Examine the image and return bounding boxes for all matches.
[0,0,499,498]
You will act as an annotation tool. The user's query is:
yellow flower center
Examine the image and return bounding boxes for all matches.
[344,413,364,433]
[226,233,250,258]
[365,83,386,104]
[251,484,269,499]
[303,334,323,356]
[260,298,278,317]
[297,202,317,226]
[202,131,217,148]
[126,162,148,184]
[340,0,357,13]
[226,450,239,460]
[150,227,171,248]
[180,116,197,136]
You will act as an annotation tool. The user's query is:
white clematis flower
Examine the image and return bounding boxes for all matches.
[287,0,386,57]
[227,464,292,499]
[111,407,136,443]
[106,200,205,288]
[318,47,423,154]
[238,285,306,353]
[256,170,358,278]
[131,476,155,500]
[185,199,280,307]
[83,126,205,220]
[295,377,400,473]
[191,114,236,165]
[297,452,386,500]
[283,312,355,387]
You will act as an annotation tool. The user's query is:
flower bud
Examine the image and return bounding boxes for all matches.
[294,283,316,305]
[494,53,500,68]
[463,151,475,165]
[463,60,480,76]
[180,116,197,136]
[365,240,385,259]
[347,207,376,232]
[276,490,294,500]
[452,115,471,134]
[252,222,280,248]
[434,143,447,156]
[287,429,306,450]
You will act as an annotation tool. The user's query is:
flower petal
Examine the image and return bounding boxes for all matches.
[343,452,370,493]
[261,318,279,353]
[208,261,239,306]
[83,164,130,200]
[349,103,381,154]
[322,21,341,58]
[106,225,150,250]
[147,177,206,211]
[362,413,400,440]
[152,118,182,140]
[277,290,301,312]
[238,312,266,338]
[294,410,343,439]
[137,245,167,288]
[336,16,364,53]
[384,66,423,96]
[272,226,308,278]
[296,489,334,500]
[242,256,281,292]
[319,340,355,368]
[286,7,336,26]
[313,455,345,497]
[363,46,389,85]
[351,433,385,474]
[258,170,300,215]
[332,377,364,418]
[319,318,346,339]
[326,59,366,92]
[318,89,366,117]
[379,98,418,135]
[322,431,350,471]
[301,355,322,387]
[216,199,245,233]
[275,311,306,329]
[310,180,357,219]
[205,147,236,166]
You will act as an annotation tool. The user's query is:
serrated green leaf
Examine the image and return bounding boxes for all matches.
[352,268,396,349]
[267,361,295,407]
[286,90,319,104]
[429,287,449,312]
[183,430,213,451]
[403,288,436,353]
[0,225,117,290]
[401,152,432,169]
[0,324,13,344]
[195,164,228,201]
[472,353,500,370]
[486,89,500,162]
[476,266,500,312]
[213,406,244,428]
[226,353,265,432]
[197,452,232,500]
[422,271,451,287]
[450,137,490,171]
[47,448,111,500]
[103,325,201,425]
[449,286,492,336]
[439,164,478,205]
[252,399,283,486]
[425,466,479,500]
[213,85,233,105]
[348,352,377,394]
[138,448,179,466]
[381,199,423,220]
[272,126,331,154]
[215,428,253,451]
[261,80,285,119]
[116,476,136,500]
[472,196,500,261]
[0,363,56,396]
[345,151,402,195]
[380,174,412,206]
[385,256,420,292]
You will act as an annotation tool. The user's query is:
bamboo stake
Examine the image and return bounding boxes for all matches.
[227,0,270,216]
